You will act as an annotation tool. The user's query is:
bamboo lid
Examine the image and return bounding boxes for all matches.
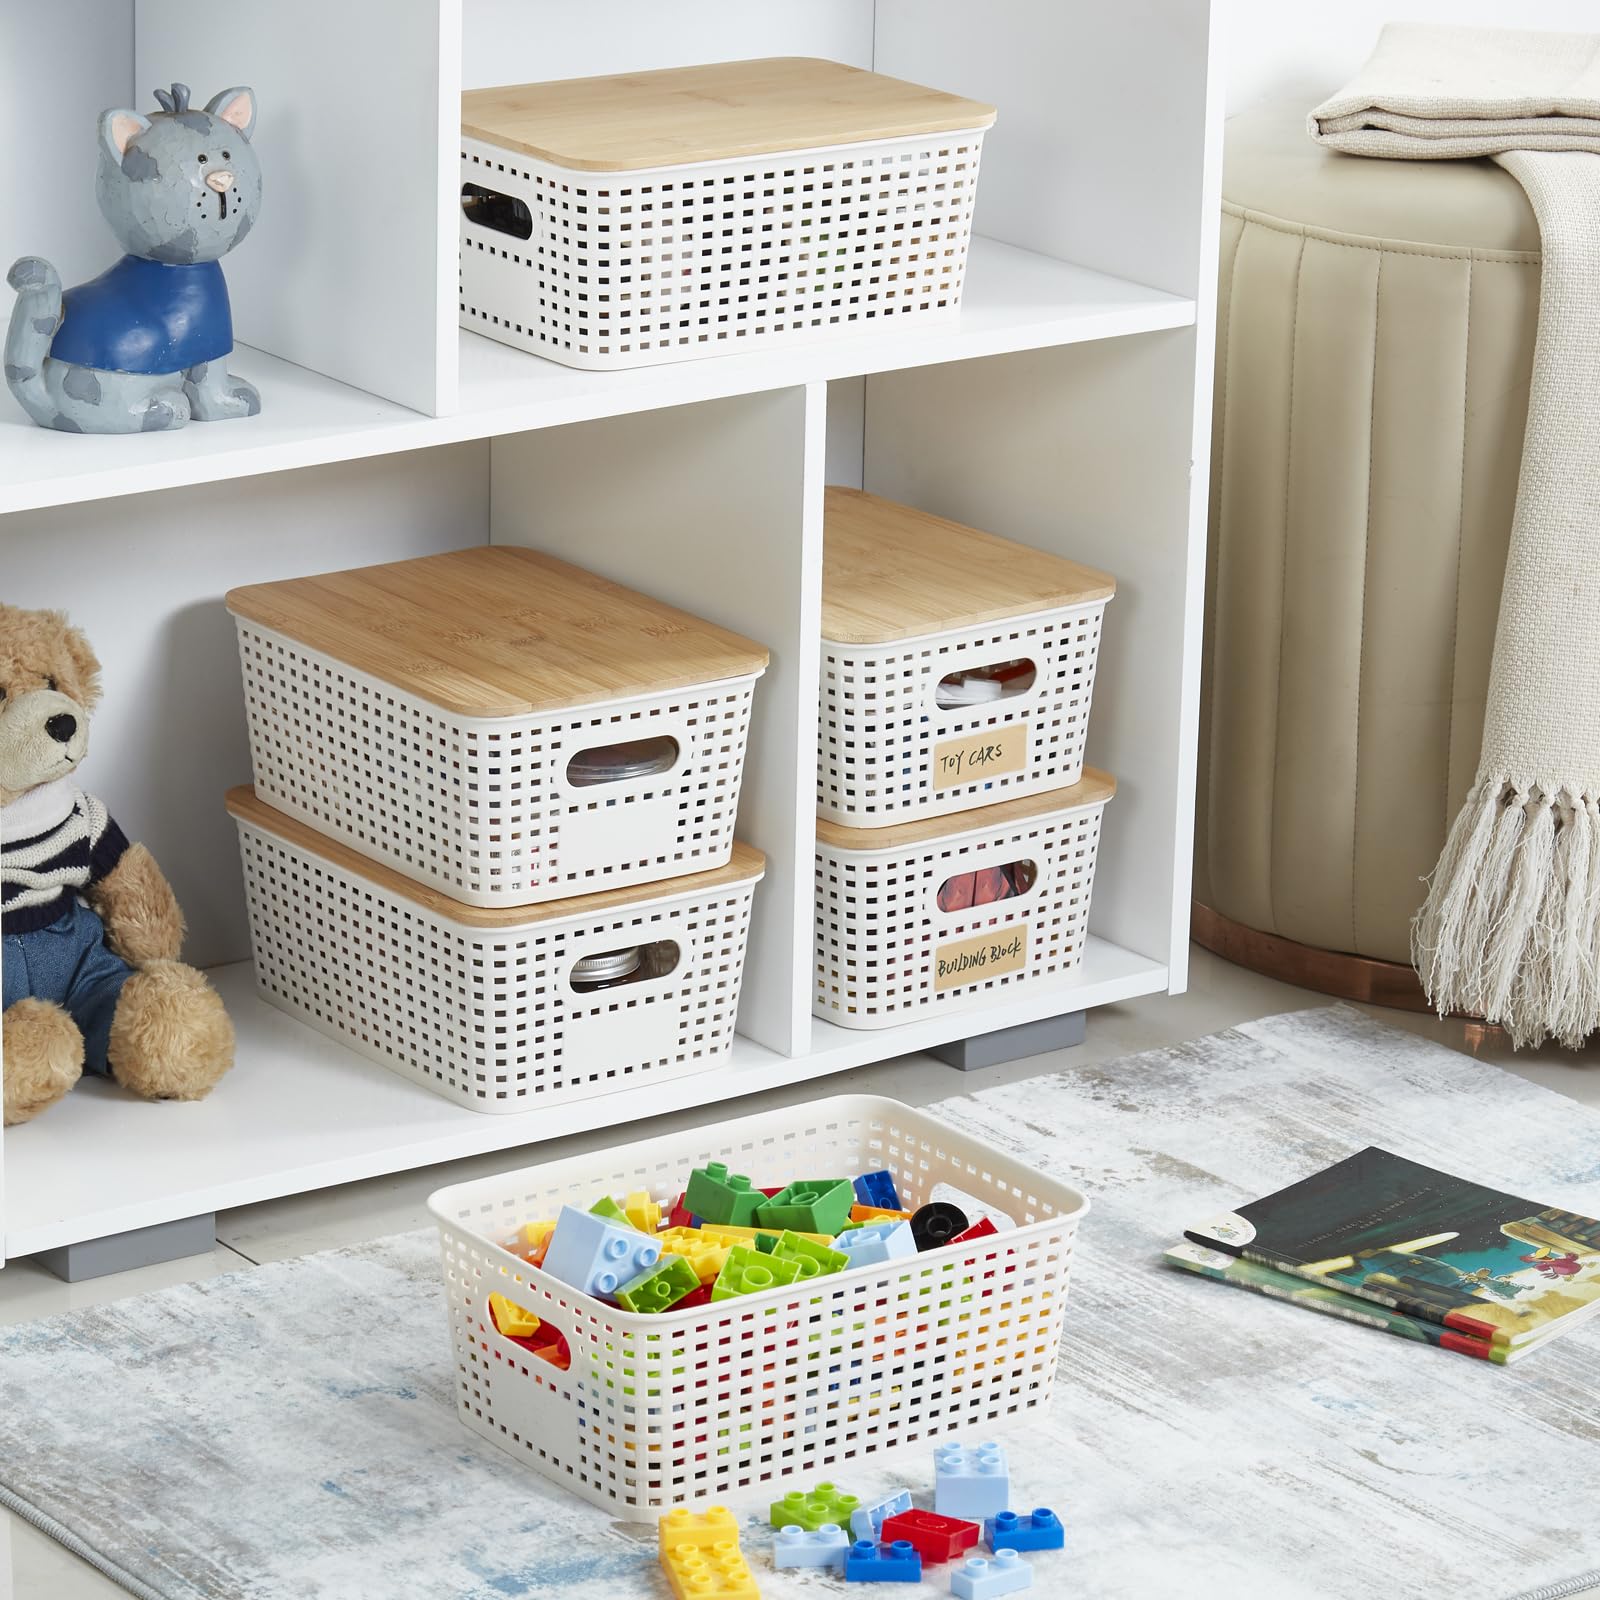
[821,488,1117,646]
[226,547,769,718]
[226,786,765,929]
[461,58,996,172]
[816,769,1116,853]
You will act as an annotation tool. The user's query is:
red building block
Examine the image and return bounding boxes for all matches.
[667,1192,696,1229]
[676,1284,714,1310]
[951,1217,999,1245]
[881,1509,981,1564]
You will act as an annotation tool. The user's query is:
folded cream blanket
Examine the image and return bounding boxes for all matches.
[1310,26,1600,1046]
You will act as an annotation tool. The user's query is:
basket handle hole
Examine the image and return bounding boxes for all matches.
[937,860,1036,914]
[462,183,532,240]
[935,657,1037,710]
[570,939,680,994]
[565,733,680,788]
[487,1291,572,1370]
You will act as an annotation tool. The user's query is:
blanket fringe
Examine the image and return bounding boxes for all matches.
[1413,777,1600,1048]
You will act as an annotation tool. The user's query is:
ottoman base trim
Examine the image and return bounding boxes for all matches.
[1192,901,1508,1049]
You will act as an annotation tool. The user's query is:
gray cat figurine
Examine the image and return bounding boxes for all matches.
[4,83,262,434]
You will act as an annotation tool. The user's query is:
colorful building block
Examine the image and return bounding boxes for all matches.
[773,1523,850,1570]
[486,1292,540,1338]
[659,1506,741,1554]
[951,1217,1000,1246]
[880,1509,980,1564]
[769,1483,861,1532]
[668,1192,696,1229]
[660,1539,760,1599]
[834,1220,916,1269]
[657,1227,731,1285]
[910,1201,970,1251]
[756,1179,854,1235]
[590,1194,630,1224]
[951,1550,1033,1598]
[677,1284,714,1310]
[541,1205,662,1298]
[623,1189,662,1233]
[843,1539,921,1583]
[984,1510,1064,1554]
[712,1244,803,1301]
[850,1203,913,1224]
[698,1223,832,1247]
[934,1443,1011,1521]
[514,1219,556,1265]
[685,1162,764,1227]
[854,1170,903,1210]
[615,1254,700,1313]
[772,1231,848,1280]
[849,1489,912,1543]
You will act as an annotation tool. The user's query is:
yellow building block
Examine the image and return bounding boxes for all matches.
[698,1223,833,1247]
[658,1505,740,1553]
[658,1228,731,1285]
[849,1203,913,1223]
[487,1292,540,1338]
[625,1189,662,1233]
[515,1219,556,1263]
[660,1540,759,1599]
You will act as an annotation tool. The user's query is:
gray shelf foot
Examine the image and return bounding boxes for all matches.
[931,1010,1087,1071]
[32,1213,217,1282]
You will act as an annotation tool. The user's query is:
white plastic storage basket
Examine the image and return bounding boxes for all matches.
[819,489,1116,828]
[429,1094,1087,1518]
[226,787,764,1114]
[816,771,1114,1029]
[226,547,768,908]
[459,58,995,370]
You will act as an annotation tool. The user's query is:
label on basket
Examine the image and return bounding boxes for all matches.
[933,722,1028,790]
[935,926,1028,991]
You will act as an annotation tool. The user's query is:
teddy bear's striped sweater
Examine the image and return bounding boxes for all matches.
[1,781,129,933]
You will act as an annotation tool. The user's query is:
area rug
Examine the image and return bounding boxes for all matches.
[3,1006,1599,1600]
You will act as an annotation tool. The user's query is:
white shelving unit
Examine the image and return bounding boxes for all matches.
[0,0,1223,1265]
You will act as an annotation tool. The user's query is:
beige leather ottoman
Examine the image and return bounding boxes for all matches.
[1195,104,1541,1002]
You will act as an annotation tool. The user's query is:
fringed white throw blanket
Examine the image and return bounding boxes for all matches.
[1312,25,1600,1047]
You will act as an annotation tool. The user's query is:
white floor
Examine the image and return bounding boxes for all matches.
[4,944,1598,1600]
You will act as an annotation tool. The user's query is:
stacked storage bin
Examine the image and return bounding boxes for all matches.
[224,546,768,1111]
[815,488,1116,1027]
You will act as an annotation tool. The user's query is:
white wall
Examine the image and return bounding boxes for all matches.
[1228,3,1600,112]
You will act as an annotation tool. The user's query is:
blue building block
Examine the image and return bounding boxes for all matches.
[774,1524,850,1570]
[934,1442,1011,1521]
[853,1170,902,1210]
[985,1509,1064,1554]
[834,1220,916,1270]
[951,1550,1033,1598]
[843,1539,921,1583]
[850,1488,912,1543]
[540,1204,661,1298]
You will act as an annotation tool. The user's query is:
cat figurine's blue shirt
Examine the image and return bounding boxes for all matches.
[49,255,233,376]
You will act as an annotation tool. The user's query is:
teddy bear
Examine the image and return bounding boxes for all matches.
[1,603,233,1124]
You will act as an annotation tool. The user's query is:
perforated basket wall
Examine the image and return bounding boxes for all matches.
[818,600,1108,828]
[459,127,986,370]
[231,617,760,908]
[231,814,761,1114]
[428,1094,1086,1517]
[815,787,1110,1029]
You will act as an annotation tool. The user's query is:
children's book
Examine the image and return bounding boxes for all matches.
[1162,1240,1546,1364]
[1185,1147,1600,1350]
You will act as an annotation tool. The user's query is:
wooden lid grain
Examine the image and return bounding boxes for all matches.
[461,58,996,172]
[226,547,769,718]
[821,488,1116,646]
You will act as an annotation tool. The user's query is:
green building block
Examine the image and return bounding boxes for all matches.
[685,1161,764,1226]
[752,1232,780,1254]
[773,1231,849,1280]
[711,1244,803,1301]
[755,1179,854,1236]
[768,1482,861,1532]
[589,1195,629,1224]
[614,1254,699,1314]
